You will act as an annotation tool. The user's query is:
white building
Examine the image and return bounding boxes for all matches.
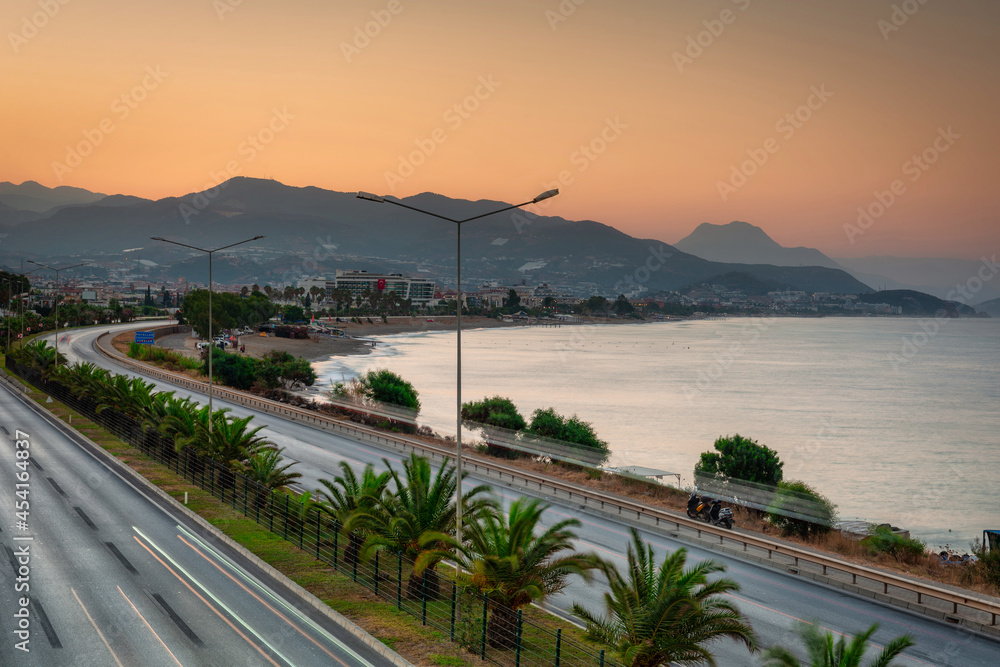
[328,270,435,305]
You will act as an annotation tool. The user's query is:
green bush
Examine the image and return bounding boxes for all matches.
[205,348,258,390]
[359,369,420,411]
[526,407,610,467]
[969,539,1000,592]
[695,434,783,486]
[462,396,526,459]
[862,526,926,563]
[766,480,837,539]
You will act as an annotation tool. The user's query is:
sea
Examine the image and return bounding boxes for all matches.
[313,317,1000,549]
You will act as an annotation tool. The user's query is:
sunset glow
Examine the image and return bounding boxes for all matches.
[3,0,997,258]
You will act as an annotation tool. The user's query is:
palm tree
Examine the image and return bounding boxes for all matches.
[243,447,301,506]
[315,461,391,565]
[761,622,915,667]
[572,528,758,667]
[423,498,603,649]
[353,454,494,600]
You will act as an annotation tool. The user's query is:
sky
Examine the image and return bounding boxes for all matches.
[2,0,997,259]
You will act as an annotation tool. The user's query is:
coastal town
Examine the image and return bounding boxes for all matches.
[9,265,987,325]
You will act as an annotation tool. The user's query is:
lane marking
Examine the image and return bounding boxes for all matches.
[118,585,184,667]
[176,524,378,667]
[177,532,361,667]
[71,587,125,667]
[131,529,286,667]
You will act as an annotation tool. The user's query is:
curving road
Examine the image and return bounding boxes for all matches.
[38,323,1000,665]
[0,348,406,665]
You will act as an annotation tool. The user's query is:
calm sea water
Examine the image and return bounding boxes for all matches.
[314,317,1000,548]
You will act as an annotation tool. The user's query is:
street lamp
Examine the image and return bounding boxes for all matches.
[152,235,265,433]
[27,260,89,369]
[357,188,559,547]
[17,267,43,348]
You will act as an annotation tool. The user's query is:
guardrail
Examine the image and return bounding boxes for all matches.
[94,330,1000,638]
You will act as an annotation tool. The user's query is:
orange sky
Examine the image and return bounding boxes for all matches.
[2,0,997,259]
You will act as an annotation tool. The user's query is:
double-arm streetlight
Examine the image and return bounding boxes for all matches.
[152,235,265,433]
[27,260,89,369]
[357,188,559,547]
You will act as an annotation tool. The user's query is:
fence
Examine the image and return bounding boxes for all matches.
[6,357,620,667]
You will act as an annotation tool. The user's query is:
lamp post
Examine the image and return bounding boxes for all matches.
[18,267,43,348]
[27,261,89,369]
[152,235,265,433]
[356,188,559,548]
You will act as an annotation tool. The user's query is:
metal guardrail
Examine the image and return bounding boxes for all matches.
[95,330,1000,636]
[6,355,620,667]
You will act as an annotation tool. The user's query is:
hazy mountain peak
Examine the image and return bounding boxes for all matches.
[675,220,841,269]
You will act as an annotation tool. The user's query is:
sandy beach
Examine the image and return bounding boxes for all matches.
[155,316,550,363]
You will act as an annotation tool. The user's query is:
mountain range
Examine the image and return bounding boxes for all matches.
[674,221,999,306]
[0,178,871,296]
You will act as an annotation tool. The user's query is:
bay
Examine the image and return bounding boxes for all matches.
[314,317,1000,549]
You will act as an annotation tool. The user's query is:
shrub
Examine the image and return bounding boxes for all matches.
[695,434,783,486]
[969,539,1000,592]
[205,349,258,390]
[862,526,926,563]
[766,480,837,539]
[462,396,526,460]
[358,369,420,411]
[526,407,610,467]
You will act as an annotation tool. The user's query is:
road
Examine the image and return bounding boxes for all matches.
[39,323,1000,664]
[0,359,406,665]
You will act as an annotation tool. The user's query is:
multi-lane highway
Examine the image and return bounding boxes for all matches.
[0,356,408,665]
[38,323,1000,664]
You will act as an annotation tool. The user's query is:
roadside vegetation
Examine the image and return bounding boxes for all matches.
[8,341,774,665]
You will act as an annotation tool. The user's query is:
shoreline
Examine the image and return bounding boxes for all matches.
[157,316,648,363]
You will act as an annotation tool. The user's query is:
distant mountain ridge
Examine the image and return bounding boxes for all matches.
[675,221,843,269]
[0,180,107,215]
[0,177,871,295]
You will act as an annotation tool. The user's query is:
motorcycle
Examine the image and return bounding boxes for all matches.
[686,491,735,529]
[708,500,735,529]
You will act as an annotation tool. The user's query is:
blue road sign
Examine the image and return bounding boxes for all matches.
[135,331,155,345]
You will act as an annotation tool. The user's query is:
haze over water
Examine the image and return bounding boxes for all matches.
[315,318,1000,549]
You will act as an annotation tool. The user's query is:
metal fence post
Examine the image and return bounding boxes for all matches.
[450,583,456,642]
[333,523,339,572]
[514,609,522,667]
[555,628,562,667]
[283,493,290,540]
[421,572,428,625]
[397,552,403,610]
[374,551,380,597]
[315,510,322,560]
[599,649,605,666]
[480,594,488,660]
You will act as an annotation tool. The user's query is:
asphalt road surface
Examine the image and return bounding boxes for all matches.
[0,364,406,666]
[39,323,1000,665]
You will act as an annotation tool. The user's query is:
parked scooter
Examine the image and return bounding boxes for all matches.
[686,491,735,529]
[708,499,735,529]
